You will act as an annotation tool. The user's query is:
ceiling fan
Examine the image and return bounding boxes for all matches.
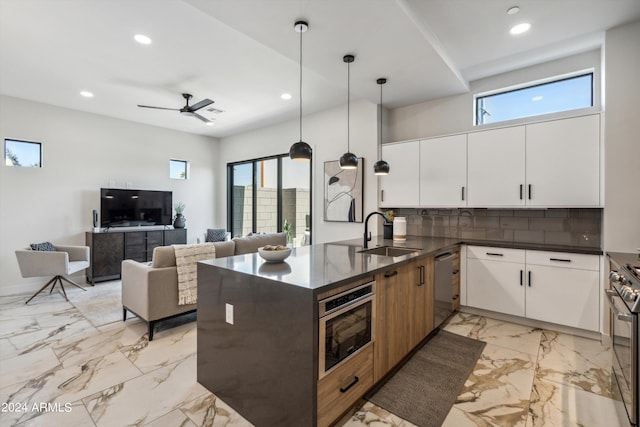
[137,93,215,124]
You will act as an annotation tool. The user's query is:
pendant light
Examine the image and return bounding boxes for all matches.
[289,21,312,161]
[373,78,390,175]
[339,54,358,169]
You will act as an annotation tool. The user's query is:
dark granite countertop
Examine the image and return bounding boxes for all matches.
[199,235,602,292]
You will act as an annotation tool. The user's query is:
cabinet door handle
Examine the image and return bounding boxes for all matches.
[420,265,425,285]
[519,184,523,200]
[461,186,465,201]
[486,252,504,257]
[520,270,523,286]
[550,258,571,263]
[528,184,532,200]
[528,270,532,287]
[384,270,398,278]
[381,190,384,202]
[453,295,459,300]
[339,376,359,393]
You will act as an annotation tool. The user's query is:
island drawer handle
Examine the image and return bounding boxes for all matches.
[340,376,359,393]
[486,252,504,256]
[384,271,398,278]
[550,258,571,263]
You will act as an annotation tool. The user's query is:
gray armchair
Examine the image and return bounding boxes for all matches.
[15,245,90,304]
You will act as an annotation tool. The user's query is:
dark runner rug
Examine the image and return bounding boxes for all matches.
[367,330,486,427]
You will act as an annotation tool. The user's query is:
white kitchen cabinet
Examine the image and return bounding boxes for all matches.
[525,114,600,207]
[466,247,526,316]
[465,246,600,332]
[467,126,526,207]
[379,141,420,207]
[525,251,600,331]
[419,134,467,207]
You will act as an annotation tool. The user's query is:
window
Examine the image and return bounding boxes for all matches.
[5,139,42,167]
[228,154,311,246]
[170,159,188,179]
[475,72,593,125]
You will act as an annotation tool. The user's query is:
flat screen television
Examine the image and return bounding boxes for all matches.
[100,188,172,228]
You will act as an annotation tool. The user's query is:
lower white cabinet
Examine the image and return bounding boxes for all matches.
[466,246,600,331]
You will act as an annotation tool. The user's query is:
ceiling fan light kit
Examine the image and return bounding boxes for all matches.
[289,20,312,161]
[137,93,215,124]
[339,54,358,170]
[374,77,390,175]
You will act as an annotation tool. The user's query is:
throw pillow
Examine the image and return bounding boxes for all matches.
[30,242,56,251]
[206,229,227,242]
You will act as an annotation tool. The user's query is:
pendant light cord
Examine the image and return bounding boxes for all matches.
[299,26,303,142]
[347,60,350,152]
[379,82,382,160]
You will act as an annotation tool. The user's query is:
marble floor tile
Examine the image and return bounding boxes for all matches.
[536,330,613,398]
[7,317,99,357]
[123,320,197,373]
[0,351,141,425]
[145,408,198,427]
[467,316,542,356]
[53,320,147,368]
[441,312,482,337]
[12,400,94,427]
[453,342,536,427]
[341,401,418,426]
[442,406,501,427]
[527,376,623,427]
[0,347,60,389]
[82,353,210,426]
[0,315,39,341]
[181,392,254,426]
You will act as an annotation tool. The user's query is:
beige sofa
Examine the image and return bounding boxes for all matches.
[121,232,286,340]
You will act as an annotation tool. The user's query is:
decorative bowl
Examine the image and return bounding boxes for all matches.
[258,246,291,263]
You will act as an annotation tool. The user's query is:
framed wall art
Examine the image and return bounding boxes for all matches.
[324,159,364,223]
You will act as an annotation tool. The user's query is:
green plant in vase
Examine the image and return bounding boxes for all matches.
[283,218,292,245]
[173,202,186,228]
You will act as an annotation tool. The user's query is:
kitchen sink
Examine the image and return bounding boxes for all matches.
[358,246,421,257]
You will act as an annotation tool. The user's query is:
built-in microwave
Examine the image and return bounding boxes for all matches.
[318,282,375,378]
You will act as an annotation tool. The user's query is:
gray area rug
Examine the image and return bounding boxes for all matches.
[68,280,122,327]
[368,330,486,427]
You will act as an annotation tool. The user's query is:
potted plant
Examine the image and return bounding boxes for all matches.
[173,202,186,228]
[283,218,292,245]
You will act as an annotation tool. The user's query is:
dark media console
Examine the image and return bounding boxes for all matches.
[85,228,186,283]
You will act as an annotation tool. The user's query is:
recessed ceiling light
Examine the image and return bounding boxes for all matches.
[280,93,292,100]
[532,95,543,102]
[134,34,152,45]
[510,22,531,35]
[80,91,94,98]
[205,121,214,126]
[507,6,520,15]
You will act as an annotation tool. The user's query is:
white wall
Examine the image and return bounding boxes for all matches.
[0,95,219,292]
[389,49,602,142]
[217,100,380,244]
[603,20,640,252]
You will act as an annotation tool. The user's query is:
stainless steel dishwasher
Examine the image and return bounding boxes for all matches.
[434,250,456,327]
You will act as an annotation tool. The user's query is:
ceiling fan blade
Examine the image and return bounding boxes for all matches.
[191,112,212,124]
[189,98,214,111]
[137,105,180,111]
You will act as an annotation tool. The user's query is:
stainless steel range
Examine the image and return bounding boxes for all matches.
[607,252,640,426]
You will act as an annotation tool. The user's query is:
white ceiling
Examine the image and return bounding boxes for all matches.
[1,0,639,138]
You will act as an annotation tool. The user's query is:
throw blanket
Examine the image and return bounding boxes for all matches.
[173,243,216,305]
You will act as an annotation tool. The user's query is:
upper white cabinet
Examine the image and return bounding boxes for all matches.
[525,114,600,206]
[379,141,420,207]
[419,134,467,207]
[467,126,526,207]
[380,114,601,209]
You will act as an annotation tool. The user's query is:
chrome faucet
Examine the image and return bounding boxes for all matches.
[364,211,390,249]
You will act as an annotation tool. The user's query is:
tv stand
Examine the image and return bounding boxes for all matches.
[86,228,186,283]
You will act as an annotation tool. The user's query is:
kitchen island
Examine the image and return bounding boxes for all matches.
[196,236,601,426]
[196,236,458,426]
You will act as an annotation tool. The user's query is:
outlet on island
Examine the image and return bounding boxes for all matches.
[225,303,234,325]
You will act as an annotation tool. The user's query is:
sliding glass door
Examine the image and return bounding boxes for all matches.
[228,154,311,246]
